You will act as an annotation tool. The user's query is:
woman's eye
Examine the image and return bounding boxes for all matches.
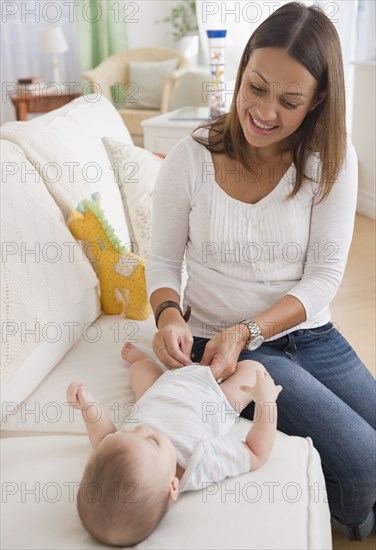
[282,97,300,109]
[284,101,299,109]
[250,84,265,95]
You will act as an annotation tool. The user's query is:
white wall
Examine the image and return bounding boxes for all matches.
[126,1,178,50]
[351,62,376,219]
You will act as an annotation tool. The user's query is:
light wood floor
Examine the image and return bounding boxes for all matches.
[331,214,375,376]
[328,214,376,549]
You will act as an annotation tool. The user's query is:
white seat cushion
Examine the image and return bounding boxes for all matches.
[1,315,158,434]
[1,431,331,549]
[1,311,332,548]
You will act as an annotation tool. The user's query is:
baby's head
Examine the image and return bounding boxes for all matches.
[77,424,179,546]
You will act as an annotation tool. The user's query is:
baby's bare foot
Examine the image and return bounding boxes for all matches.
[121,343,151,364]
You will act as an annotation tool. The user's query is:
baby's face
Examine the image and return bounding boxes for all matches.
[100,425,178,485]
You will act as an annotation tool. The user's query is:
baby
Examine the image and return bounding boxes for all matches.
[67,344,282,546]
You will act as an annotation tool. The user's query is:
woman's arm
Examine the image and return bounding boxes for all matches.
[146,139,196,368]
[287,139,358,319]
[200,295,305,379]
[149,287,193,367]
[201,139,358,377]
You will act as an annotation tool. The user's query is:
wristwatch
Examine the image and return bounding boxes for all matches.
[239,319,264,351]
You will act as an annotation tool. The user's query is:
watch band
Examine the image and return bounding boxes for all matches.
[154,301,191,328]
[239,319,264,350]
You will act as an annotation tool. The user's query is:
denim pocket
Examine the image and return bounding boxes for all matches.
[304,322,335,336]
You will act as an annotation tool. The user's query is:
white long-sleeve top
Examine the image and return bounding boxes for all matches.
[146,131,358,339]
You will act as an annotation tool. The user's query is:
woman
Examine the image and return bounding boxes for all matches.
[146,2,376,540]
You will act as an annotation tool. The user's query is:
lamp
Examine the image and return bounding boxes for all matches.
[39,27,68,84]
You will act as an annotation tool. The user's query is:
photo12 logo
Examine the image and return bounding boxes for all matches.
[1,1,140,24]
[198,2,339,24]
[201,480,329,504]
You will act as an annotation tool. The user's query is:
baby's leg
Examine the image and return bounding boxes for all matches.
[122,343,164,400]
[121,342,155,365]
[219,360,267,412]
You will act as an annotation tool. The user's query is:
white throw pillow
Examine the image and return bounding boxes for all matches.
[127,58,179,109]
[28,95,133,246]
[0,122,92,221]
[102,137,163,259]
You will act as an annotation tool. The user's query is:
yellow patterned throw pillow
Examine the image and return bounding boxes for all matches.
[67,192,151,320]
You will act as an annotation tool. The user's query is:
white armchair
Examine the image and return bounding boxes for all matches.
[83,47,188,139]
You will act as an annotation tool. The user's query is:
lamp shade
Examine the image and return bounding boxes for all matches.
[39,27,68,54]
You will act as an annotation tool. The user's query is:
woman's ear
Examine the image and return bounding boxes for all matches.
[310,90,327,110]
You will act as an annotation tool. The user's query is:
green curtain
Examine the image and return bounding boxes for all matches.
[77,0,129,73]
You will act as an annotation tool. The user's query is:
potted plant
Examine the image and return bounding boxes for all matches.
[163,0,198,42]
[162,1,199,65]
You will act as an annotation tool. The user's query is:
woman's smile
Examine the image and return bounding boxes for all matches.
[249,112,279,134]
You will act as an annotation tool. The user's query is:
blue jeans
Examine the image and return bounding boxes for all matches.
[191,323,376,541]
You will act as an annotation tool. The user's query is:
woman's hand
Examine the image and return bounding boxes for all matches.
[200,324,249,381]
[152,308,193,369]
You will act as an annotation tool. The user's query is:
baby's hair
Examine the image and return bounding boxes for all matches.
[77,439,170,546]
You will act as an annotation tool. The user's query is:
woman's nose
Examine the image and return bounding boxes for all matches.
[255,97,277,122]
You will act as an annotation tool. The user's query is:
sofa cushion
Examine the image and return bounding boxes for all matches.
[102,137,163,259]
[0,140,101,409]
[127,58,179,109]
[1,314,158,434]
[1,432,332,549]
[28,95,133,245]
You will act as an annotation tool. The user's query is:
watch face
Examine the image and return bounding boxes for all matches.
[248,335,264,351]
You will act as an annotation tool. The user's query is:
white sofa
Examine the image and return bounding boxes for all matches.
[0,96,332,550]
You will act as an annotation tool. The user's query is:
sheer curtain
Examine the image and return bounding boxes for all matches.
[0,0,129,125]
[1,0,81,124]
[76,0,129,74]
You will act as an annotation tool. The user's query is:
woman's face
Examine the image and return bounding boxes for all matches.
[237,47,320,155]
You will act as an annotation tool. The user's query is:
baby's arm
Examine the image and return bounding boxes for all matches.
[66,382,117,448]
[242,371,282,470]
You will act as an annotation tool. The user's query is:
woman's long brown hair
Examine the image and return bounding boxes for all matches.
[193,1,347,201]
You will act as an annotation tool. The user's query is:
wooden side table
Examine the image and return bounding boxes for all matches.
[11,90,81,121]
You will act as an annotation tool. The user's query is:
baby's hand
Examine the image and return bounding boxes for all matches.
[66,382,95,410]
[241,370,282,404]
